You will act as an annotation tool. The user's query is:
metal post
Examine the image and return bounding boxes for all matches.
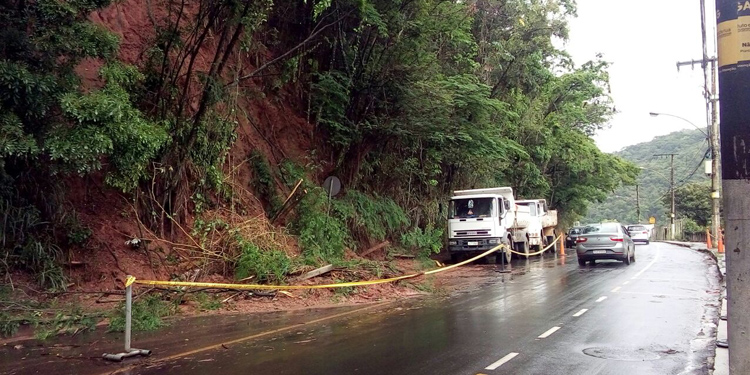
[125,282,132,351]
[103,275,151,361]
[716,0,750,372]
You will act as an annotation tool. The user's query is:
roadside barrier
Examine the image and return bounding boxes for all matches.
[505,235,563,257]
[103,244,509,361]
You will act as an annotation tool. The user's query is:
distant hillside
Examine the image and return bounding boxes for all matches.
[584,129,709,225]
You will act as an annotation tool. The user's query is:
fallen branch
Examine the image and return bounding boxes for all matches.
[360,241,390,257]
[392,254,415,259]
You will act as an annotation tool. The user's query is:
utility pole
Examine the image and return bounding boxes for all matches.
[700,0,721,247]
[655,153,677,239]
[716,0,750,372]
[636,184,641,224]
[676,57,721,247]
[675,55,721,244]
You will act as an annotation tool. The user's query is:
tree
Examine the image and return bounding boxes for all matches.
[666,182,712,227]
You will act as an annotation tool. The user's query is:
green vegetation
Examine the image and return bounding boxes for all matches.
[585,129,709,225]
[194,292,223,311]
[668,182,712,228]
[2,0,639,288]
[0,288,105,338]
[401,225,444,259]
[234,239,291,283]
[108,294,175,332]
[250,151,283,216]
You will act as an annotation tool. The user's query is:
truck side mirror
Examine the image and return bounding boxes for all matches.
[504,200,511,210]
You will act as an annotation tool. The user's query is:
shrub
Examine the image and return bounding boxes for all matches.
[335,190,410,243]
[400,224,444,258]
[234,239,291,283]
[294,187,350,262]
[108,294,174,332]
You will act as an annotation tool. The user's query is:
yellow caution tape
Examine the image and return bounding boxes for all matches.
[127,245,509,290]
[506,235,563,257]
[125,275,136,288]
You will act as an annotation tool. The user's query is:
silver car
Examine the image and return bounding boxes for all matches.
[576,223,636,266]
[626,225,650,244]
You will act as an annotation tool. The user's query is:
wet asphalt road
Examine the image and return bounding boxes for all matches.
[3,242,721,375]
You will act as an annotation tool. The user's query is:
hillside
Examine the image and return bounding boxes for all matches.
[0,0,638,306]
[584,129,710,225]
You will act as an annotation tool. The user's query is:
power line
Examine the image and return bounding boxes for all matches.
[645,148,709,207]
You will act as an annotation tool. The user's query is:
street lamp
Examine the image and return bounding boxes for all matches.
[650,111,721,244]
[649,112,708,137]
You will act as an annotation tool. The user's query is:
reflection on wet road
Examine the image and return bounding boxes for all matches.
[2,242,721,375]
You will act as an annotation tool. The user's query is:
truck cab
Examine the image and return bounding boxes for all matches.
[447,188,517,262]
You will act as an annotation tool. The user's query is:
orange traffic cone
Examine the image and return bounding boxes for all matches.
[718,229,725,253]
[559,235,565,256]
[707,228,713,249]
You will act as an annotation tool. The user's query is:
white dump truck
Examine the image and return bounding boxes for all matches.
[447,187,558,262]
[514,199,558,252]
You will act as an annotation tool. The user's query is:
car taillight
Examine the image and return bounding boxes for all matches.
[576,237,587,243]
[643,231,648,234]
[610,237,623,242]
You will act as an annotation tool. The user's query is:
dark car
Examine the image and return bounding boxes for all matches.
[565,226,588,248]
[575,223,636,266]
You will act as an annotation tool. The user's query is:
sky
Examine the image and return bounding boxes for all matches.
[564,0,716,153]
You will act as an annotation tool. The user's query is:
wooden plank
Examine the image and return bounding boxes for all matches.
[359,241,390,257]
[299,264,334,280]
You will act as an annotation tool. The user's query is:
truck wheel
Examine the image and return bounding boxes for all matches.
[450,253,460,264]
[578,258,586,266]
[512,241,529,258]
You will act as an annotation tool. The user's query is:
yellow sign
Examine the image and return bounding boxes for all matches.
[649,216,656,224]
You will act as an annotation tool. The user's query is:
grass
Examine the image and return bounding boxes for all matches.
[0,312,20,337]
[33,308,100,340]
[411,276,441,294]
[108,294,175,332]
[194,292,222,311]
[0,289,105,339]
[331,279,357,302]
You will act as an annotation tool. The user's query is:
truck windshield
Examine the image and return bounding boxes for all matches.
[450,198,493,219]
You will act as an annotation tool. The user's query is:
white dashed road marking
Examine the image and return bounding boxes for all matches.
[633,248,661,279]
[538,326,561,339]
[485,352,519,370]
[623,281,630,285]
[611,287,621,293]
[573,309,588,317]
[596,296,608,303]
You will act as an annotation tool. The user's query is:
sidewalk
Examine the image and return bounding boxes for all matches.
[664,241,727,375]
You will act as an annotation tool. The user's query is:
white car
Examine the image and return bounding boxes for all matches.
[626,225,650,244]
